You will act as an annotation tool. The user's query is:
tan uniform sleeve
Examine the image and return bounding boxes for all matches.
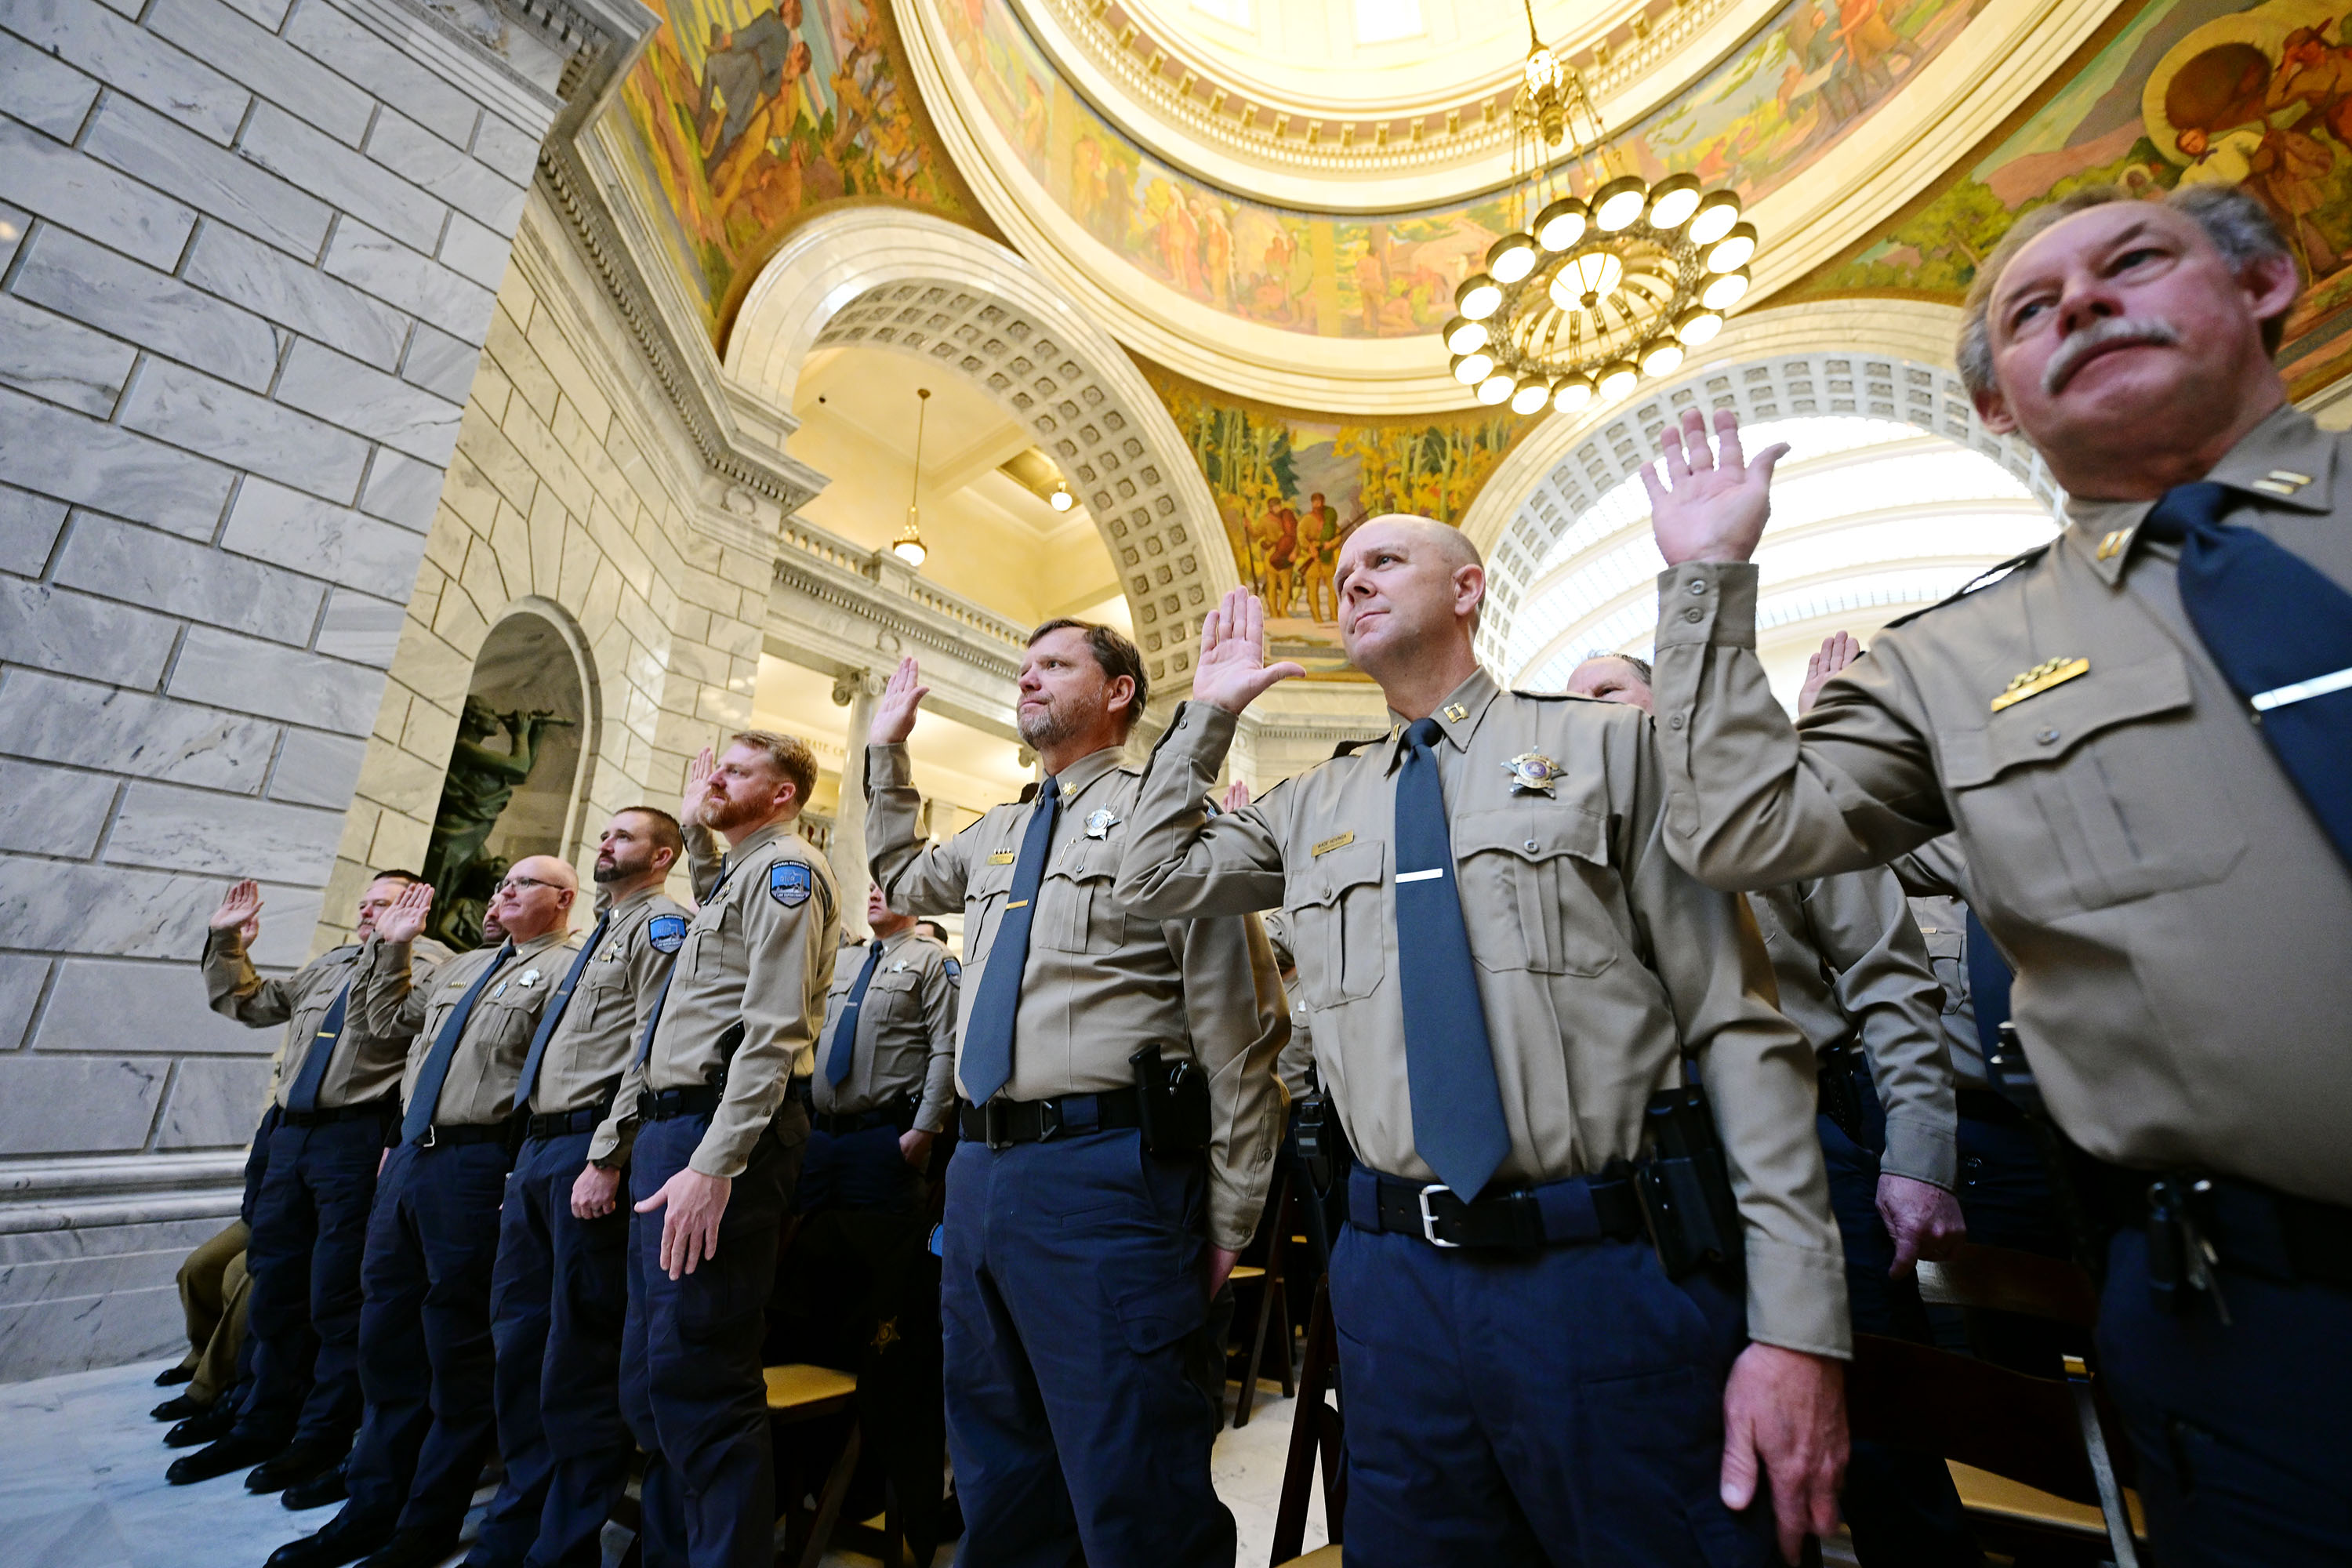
[691,865,833,1180]
[586,913,675,1167]
[913,949,958,1134]
[202,929,307,1026]
[866,744,975,916]
[1801,869,1958,1190]
[683,821,727,903]
[1164,909,1290,1252]
[590,1057,646,1167]
[1652,563,1949,889]
[1618,717,1851,1359]
[350,936,431,1043]
[1888,833,1973,904]
[1111,704,1290,920]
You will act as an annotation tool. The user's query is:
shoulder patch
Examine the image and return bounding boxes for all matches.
[1882,544,2053,631]
[645,913,687,954]
[768,862,813,908]
[942,956,961,983]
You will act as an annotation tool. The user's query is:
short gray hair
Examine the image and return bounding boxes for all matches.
[1955,183,2293,397]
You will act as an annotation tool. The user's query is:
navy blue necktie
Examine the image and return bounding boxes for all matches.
[2138,481,2352,866]
[824,940,887,1086]
[514,913,608,1114]
[285,976,352,1112]
[402,942,514,1144]
[1393,717,1510,1199]
[636,856,731,1068]
[1963,908,2013,1069]
[960,775,1061,1105]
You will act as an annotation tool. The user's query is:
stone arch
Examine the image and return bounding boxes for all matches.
[726,209,1238,695]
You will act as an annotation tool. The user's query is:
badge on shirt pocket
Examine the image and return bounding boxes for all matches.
[647,914,688,953]
[769,863,813,907]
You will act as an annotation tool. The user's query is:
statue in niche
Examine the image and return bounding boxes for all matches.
[421,698,572,949]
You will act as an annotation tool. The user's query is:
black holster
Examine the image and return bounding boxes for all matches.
[1294,1087,1342,1196]
[1129,1043,1210,1155]
[1815,1044,1867,1147]
[1635,1082,1743,1279]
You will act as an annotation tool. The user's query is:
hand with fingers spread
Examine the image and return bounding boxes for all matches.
[209,879,263,935]
[1798,631,1864,717]
[375,881,434,946]
[1721,1341,1848,1563]
[872,656,929,746]
[681,746,717,825]
[1641,408,1791,568]
[1192,587,1307,716]
[1218,780,1252,815]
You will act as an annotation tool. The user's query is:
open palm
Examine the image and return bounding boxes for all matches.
[1641,408,1789,567]
[1193,588,1306,716]
[376,882,434,945]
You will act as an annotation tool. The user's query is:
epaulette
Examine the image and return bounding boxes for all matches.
[1331,735,1383,759]
[1882,543,2053,631]
[1512,688,1601,702]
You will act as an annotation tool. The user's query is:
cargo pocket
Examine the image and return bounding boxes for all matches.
[1037,840,1125,953]
[1451,806,1618,975]
[1107,1270,1207,1356]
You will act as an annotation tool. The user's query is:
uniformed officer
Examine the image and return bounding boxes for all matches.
[1113,536,1849,1568]
[1570,652,1978,1568]
[268,859,578,1568]
[615,731,837,1568]
[1639,183,2352,1563]
[464,810,690,1568]
[865,617,1288,1568]
[176,872,448,1494]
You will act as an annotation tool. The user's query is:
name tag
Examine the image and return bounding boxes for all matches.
[987,851,1018,865]
[1311,831,1355,858]
[1990,656,2089,713]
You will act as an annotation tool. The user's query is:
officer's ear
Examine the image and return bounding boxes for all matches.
[1972,383,2018,435]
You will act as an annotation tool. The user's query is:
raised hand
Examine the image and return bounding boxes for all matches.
[871,656,928,746]
[209,880,263,934]
[1640,408,1790,568]
[681,746,717,823]
[1218,779,1252,815]
[1192,588,1306,716]
[1798,631,1864,717]
[376,881,434,945]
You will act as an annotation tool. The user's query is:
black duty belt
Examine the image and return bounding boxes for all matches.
[524,1106,606,1141]
[413,1122,511,1149]
[2089,1162,2352,1292]
[1955,1087,2031,1127]
[640,1084,724,1122]
[815,1099,917,1138]
[959,1089,1144,1149]
[280,1097,397,1129]
[1348,1164,1646,1250]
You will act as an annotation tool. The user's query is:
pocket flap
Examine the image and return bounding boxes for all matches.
[1044,838,1120,884]
[1940,648,2195,788]
[1450,804,1610,864]
[872,967,920,992]
[1287,837,1386,910]
[1109,1274,1207,1356]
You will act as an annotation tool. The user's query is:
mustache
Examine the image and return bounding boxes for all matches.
[2043,316,2181,394]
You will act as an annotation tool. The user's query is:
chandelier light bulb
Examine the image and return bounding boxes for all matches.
[1452,349,1496,385]
[1508,379,1552,415]
[1700,268,1751,310]
[1475,369,1519,405]
[1639,339,1686,377]
[1443,315,1490,355]
[1552,374,1596,412]
[1689,191,1743,245]
[1645,173,1703,230]
[1674,307,1725,346]
[1595,360,1639,401]
[1704,223,1759,274]
[1523,43,1565,96]
[1534,196,1589,251]
[1457,274,1504,320]
[891,535,927,568]
[1488,232,1540,285]
[1548,248,1625,310]
[1592,175,1649,233]
[1049,484,1075,512]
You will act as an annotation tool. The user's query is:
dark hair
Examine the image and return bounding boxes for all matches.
[1028,617,1149,733]
[368,869,423,885]
[915,918,950,945]
[616,805,686,863]
[728,730,819,814]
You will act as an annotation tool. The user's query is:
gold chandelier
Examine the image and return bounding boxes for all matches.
[1442,1,1755,416]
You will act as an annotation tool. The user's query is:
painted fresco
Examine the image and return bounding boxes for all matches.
[611,0,964,335]
[1154,371,1523,676]
[1809,0,2352,389]
[938,0,1987,339]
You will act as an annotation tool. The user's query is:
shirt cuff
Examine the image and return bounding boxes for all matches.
[867,742,914,792]
[1743,1236,1852,1359]
[1168,699,1240,762]
[1656,561,1760,650]
[1880,1113,1958,1192]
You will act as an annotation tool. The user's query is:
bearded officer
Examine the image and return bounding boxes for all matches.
[462,810,690,1568]
[1569,652,1977,1568]
[176,872,448,1495]
[1113,528,1848,1568]
[1640,183,2352,1564]
[268,861,577,1568]
[615,731,837,1568]
[865,618,1288,1568]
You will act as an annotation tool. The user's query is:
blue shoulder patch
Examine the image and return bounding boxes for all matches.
[768,862,813,908]
[646,913,687,954]
[942,956,961,983]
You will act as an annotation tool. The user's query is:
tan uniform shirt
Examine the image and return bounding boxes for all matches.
[356,930,574,1127]
[1652,401,2352,1207]
[1905,896,1987,1091]
[1747,870,1958,1189]
[1115,670,1849,1358]
[811,927,959,1132]
[520,885,687,1166]
[1262,911,1314,1101]
[204,929,452,1109]
[620,818,839,1180]
[867,740,1290,1254]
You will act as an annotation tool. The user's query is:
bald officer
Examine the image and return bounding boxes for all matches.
[465,810,691,1568]
[1640,182,2352,1563]
[269,862,577,1568]
[1570,652,1976,1568]
[617,731,838,1568]
[1115,529,1849,1568]
[866,618,1288,1568]
[178,872,449,1494]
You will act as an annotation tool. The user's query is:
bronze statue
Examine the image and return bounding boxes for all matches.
[421,698,572,949]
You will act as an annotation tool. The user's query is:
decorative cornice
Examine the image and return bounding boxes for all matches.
[771,554,1028,682]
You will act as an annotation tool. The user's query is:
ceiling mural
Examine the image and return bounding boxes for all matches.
[611,0,969,336]
[1801,0,2352,390]
[1151,364,1525,677]
[935,0,1989,339]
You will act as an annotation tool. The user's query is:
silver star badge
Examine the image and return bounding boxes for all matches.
[517,969,542,988]
[1503,753,1561,797]
[1084,808,1120,839]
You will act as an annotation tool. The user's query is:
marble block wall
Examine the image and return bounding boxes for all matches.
[0,0,650,1381]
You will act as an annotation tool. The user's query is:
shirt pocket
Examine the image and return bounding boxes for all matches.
[686,903,730,981]
[1036,839,1125,953]
[1937,648,2246,921]
[1450,805,1619,976]
[575,961,629,1034]
[963,851,1018,967]
[1284,837,1388,1007]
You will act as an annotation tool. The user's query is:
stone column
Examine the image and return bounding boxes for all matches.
[830,670,879,938]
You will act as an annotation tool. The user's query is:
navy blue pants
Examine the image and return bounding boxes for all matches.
[2098,1222,2352,1565]
[234,1112,389,1449]
[941,1128,1232,1568]
[1950,1105,2074,1376]
[467,1131,632,1568]
[620,1114,798,1568]
[1330,1221,1771,1567]
[341,1138,510,1539]
[797,1122,921,1216]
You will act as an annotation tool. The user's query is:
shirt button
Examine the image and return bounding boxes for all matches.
[1524,839,1539,851]
[1689,579,1708,595]
[1683,607,1704,622]
[2036,728,2060,746]
[1669,713,1686,729]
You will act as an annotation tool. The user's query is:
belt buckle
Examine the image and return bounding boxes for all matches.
[1417,1183,1461,1248]
[418,1124,437,1149]
[983,1100,1010,1152]
[1036,1098,1065,1144]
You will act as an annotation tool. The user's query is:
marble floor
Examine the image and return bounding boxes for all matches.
[0,1361,1326,1568]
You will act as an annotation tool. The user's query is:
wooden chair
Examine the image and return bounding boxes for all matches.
[1851,1242,2144,1567]
[1269,1276,1345,1567]
[1227,1167,1298,1428]
[765,1363,861,1568]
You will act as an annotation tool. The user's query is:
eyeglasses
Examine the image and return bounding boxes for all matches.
[495,875,561,895]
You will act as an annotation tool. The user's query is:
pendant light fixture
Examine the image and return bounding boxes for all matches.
[892,387,931,568]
